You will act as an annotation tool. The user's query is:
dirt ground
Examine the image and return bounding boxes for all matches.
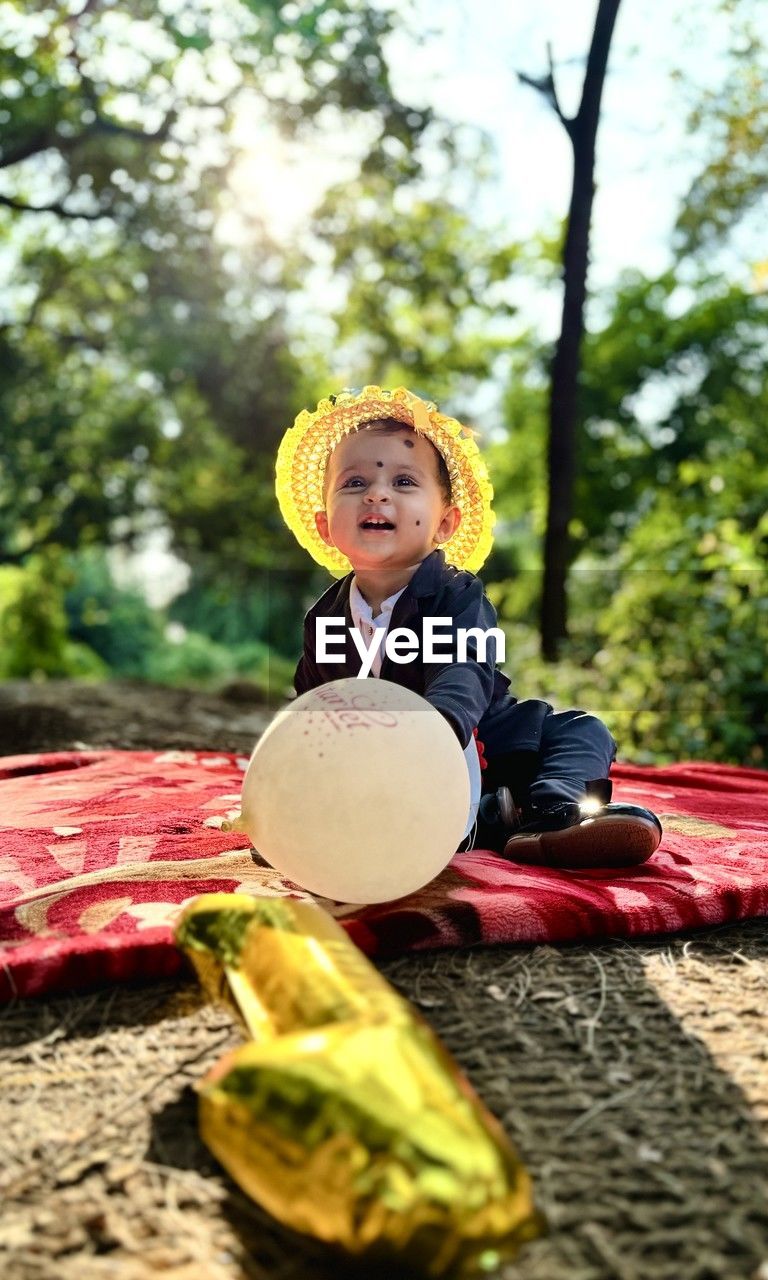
[1,680,767,1280]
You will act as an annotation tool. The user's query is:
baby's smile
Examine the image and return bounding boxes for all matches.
[358,514,396,532]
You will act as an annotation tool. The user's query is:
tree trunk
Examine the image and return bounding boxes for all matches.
[540,0,622,661]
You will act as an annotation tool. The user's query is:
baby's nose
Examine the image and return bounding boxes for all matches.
[365,481,390,501]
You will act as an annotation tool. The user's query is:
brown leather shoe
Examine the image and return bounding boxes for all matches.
[503,802,662,870]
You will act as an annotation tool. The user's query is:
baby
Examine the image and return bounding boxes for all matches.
[276,386,661,867]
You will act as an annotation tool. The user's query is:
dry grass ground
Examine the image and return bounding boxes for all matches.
[1,681,767,1280]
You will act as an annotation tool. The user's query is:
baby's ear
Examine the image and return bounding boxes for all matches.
[436,504,462,544]
[315,510,333,547]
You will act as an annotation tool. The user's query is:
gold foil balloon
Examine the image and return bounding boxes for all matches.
[227,678,470,903]
[176,894,543,1277]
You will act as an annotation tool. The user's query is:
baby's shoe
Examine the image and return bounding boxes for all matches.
[502,799,662,869]
[473,787,519,853]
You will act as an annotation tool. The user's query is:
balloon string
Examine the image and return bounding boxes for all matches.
[463,813,479,854]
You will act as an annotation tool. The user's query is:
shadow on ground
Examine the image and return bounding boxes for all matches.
[2,920,768,1280]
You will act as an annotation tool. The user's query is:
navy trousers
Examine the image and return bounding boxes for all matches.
[477,697,617,809]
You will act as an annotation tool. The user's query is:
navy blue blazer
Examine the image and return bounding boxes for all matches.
[294,550,555,756]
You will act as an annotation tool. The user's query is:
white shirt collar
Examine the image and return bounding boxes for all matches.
[350,577,407,626]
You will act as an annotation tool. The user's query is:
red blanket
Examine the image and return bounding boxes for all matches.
[0,750,766,1001]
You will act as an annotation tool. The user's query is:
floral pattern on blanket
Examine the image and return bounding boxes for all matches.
[0,750,766,999]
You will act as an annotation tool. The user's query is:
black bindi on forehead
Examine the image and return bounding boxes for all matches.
[376,460,383,467]
[401,438,414,448]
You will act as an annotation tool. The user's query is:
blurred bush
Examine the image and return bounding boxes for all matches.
[0,547,298,700]
[64,548,164,678]
[495,523,767,769]
[146,634,296,697]
[0,552,106,679]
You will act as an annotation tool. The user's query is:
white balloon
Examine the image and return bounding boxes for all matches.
[232,678,469,903]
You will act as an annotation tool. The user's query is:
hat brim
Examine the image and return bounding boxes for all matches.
[275,385,495,574]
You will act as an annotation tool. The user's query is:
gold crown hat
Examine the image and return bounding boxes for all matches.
[275,385,495,575]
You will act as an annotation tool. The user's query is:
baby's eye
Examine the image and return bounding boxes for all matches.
[340,476,366,488]
[394,475,417,486]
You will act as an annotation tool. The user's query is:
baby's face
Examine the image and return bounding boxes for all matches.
[315,425,460,573]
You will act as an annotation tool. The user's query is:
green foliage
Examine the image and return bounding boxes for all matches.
[168,564,322,658]
[60,546,299,696]
[591,467,767,764]
[0,0,442,575]
[577,272,768,558]
[315,162,522,396]
[64,548,165,677]
[485,325,551,556]
[490,259,768,765]
[675,8,768,253]
[498,574,766,769]
[144,632,238,687]
[0,552,106,678]
[145,633,296,697]
[0,0,426,218]
[594,568,766,766]
[494,458,767,766]
[237,0,434,149]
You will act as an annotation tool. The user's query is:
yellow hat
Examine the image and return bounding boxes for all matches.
[275,385,495,575]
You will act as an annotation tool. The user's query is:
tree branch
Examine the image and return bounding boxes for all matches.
[0,131,57,171]
[517,44,575,140]
[0,193,104,220]
[92,107,178,145]
[0,105,177,174]
[545,42,571,131]
[64,22,178,146]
